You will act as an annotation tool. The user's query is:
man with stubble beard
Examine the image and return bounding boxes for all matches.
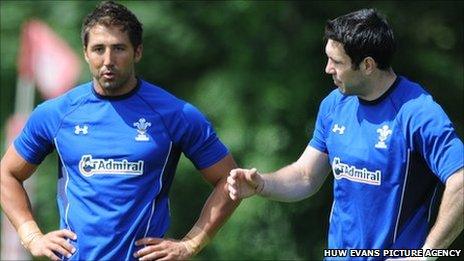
[1,1,239,260]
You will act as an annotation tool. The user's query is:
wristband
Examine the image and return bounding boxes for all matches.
[181,226,210,255]
[17,220,43,250]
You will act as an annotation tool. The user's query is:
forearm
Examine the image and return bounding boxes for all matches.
[258,163,312,202]
[259,157,329,202]
[424,169,463,249]
[194,177,239,235]
[0,168,45,250]
[1,146,39,230]
[254,146,329,202]
[0,146,72,256]
[0,170,36,230]
[183,177,239,253]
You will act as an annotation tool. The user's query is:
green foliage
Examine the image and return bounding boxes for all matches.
[1,1,462,260]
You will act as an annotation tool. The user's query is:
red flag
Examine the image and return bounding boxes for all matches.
[18,20,81,99]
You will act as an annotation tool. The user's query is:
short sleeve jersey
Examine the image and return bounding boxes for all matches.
[309,76,463,252]
[14,79,229,260]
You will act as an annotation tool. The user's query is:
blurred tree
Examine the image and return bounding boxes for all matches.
[1,1,462,260]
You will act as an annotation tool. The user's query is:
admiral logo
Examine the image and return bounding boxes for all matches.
[79,155,144,177]
[332,157,381,186]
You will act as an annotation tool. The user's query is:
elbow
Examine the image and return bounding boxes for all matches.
[280,177,319,203]
[300,172,324,199]
[445,169,464,195]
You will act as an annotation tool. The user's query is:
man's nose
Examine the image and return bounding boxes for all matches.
[325,60,334,74]
[103,49,114,66]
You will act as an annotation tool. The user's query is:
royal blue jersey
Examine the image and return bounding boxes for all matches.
[309,76,463,254]
[14,79,229,260]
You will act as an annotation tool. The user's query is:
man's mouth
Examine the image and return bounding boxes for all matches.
[102,71,115,80]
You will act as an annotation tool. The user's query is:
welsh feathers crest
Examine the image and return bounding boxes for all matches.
[375,125,392,149]
[134,118,151,141]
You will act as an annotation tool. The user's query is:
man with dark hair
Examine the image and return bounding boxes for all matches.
[228,8,463,255]
[1,1,239,260]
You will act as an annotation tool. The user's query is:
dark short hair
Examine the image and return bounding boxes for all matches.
[325,9,395,70]
[81,1,143,49]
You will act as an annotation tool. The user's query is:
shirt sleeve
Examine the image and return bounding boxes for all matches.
[409,98,464,183]
[172,103,229,170]
[14,103,56,164]
[309,96,332,154]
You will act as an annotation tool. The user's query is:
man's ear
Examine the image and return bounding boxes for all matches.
[83,47,89,63]
[362,57,377,75]
[134,44,143,63]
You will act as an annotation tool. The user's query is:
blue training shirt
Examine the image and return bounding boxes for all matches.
[14,79,229,260]
[309,76,463,254]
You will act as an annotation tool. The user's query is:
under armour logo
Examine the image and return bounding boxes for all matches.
[332,124,345,134]
[74,125,88,135]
